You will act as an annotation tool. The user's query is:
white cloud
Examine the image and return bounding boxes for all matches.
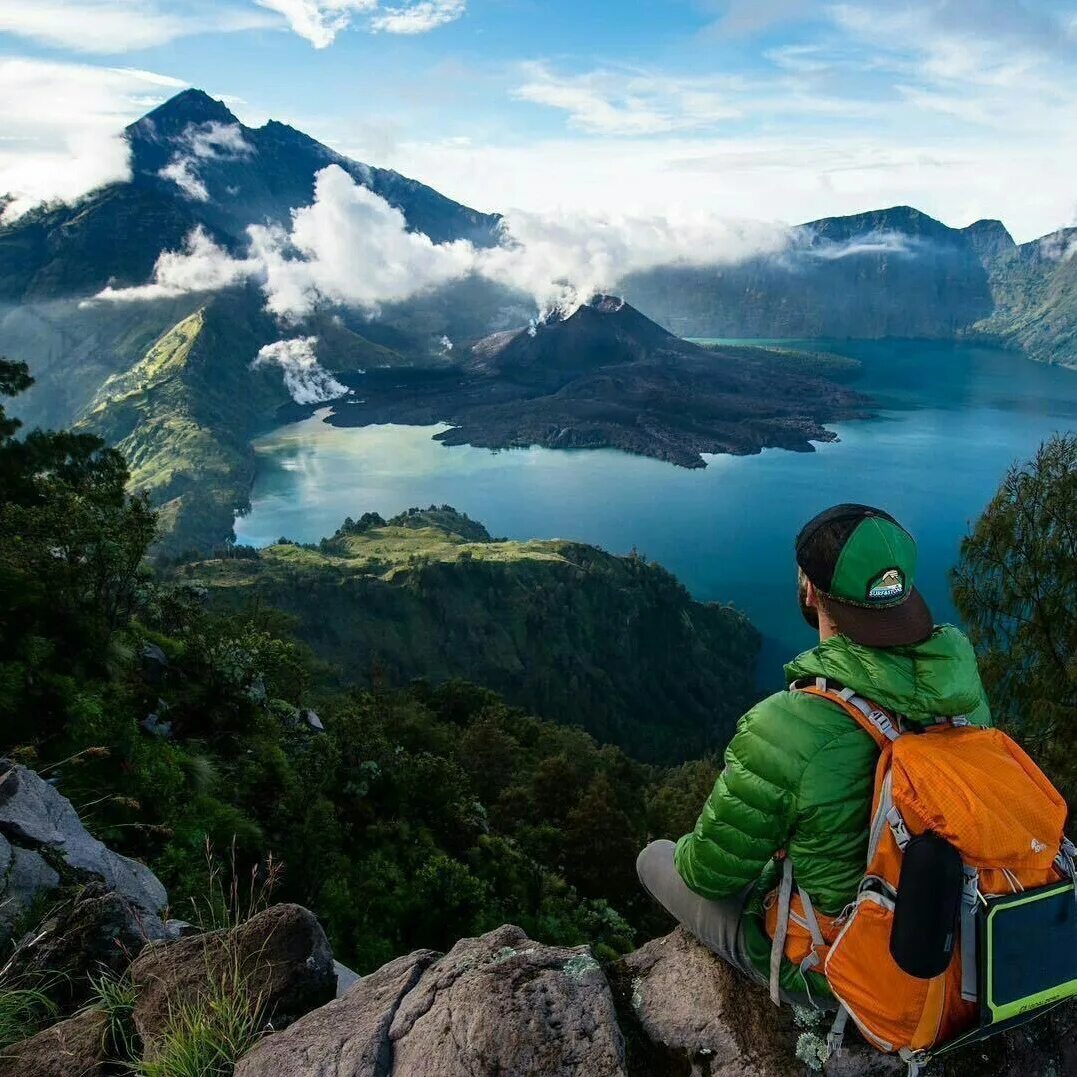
[371,129,1073,245]
[256,0,376,48]
[807,232,917,259]
[370,0,465,34]
[514,63,742,136]
[700,0,814,37]
[157,121,253,201]
[184,121,253,159]
[255,164,476,316]
[1035,230,1077,263]
[94,226,258,301]
[478,208,789,312]
[158,158,209,201]
[93,163,792,317]
[0,1,274,54]
[0,59,187,219]
[251,337,349,403]
[256,0,463,46]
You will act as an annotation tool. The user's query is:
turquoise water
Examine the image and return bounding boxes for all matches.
[235,341,1077,686]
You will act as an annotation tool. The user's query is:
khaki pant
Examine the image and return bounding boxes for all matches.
[636,839,826,1009]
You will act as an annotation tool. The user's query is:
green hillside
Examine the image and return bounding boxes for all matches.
[972,230,1077,367]
[79,294,284,558]
[184,507,761,763]
[77,289,405,557]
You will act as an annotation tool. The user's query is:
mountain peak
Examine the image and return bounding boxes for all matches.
[804,205,956,245]
[586,294,628,314]
[128,89,239,140]
[469,295,682,386]
[960,218,1016,264]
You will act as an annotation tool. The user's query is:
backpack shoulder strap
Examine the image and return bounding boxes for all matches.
[792,677,901,750]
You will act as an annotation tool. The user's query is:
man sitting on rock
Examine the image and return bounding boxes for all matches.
[636,503,990,1007]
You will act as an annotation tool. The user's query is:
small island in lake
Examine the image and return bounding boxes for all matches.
[321,296,871,468]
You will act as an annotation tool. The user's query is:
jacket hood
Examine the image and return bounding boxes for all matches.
[784,625,990,725]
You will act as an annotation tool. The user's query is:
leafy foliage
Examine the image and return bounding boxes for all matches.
[953,434,1077,805]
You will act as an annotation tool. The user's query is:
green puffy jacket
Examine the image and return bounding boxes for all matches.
[675,625,991,998]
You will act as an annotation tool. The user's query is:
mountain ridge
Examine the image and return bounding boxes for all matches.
[190,505,762,763]
[0,89,500,305]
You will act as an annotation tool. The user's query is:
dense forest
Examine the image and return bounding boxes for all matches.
[188,506,760,764]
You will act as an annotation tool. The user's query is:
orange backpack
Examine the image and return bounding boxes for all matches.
[765,678,1075,1075]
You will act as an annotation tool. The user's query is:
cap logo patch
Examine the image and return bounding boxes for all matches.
[867,568,905,602]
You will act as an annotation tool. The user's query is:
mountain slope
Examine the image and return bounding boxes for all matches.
[972,229,1077,367]
[79,292,285,557]
[188,507,762,763]
[620,206,996,340]
[78,286,398,556]
[127,89,501,250]
[960,219,1017,265]
[0,89,499,305]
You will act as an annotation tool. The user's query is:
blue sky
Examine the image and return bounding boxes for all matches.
[1,0,1076,240]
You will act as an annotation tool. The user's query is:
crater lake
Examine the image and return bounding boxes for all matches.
[235,340,1077,685]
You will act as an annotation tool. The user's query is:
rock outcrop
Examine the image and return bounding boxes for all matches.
[131,902,335,1059]
[235,922,1077,1077]
[3,884,167,1012]
[0,760,167,945]
[5,902,1077,1076]
[236,924,627,1077]
[614,928,901,1077]
[234,949,440,1077]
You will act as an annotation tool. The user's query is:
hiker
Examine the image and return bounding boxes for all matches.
[637,503,993,1010]
[636,502,1076,1072]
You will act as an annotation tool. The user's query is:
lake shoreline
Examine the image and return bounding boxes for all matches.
[236,340,1077,674]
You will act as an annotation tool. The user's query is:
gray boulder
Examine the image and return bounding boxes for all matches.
[139,642,170,683]
[614,927,900,1076]
[235,950,438,1077]
[0,761,166,927]
[131,903,335,1061]
[389,925,626,1077]
[0,834,60,938]
[237,925,628,1077]
[1,885,167,1013]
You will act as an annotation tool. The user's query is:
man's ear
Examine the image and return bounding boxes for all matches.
[802,572,818,608]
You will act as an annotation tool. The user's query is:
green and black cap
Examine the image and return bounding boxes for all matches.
[795,503,933,648]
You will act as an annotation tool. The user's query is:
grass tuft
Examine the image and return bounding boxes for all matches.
[0,984,58,1051]
[134,983,263,1077]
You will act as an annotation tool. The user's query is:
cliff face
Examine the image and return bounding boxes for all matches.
[973,228,1077,367]
[620,207,996,341]
[189,508,762,763]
